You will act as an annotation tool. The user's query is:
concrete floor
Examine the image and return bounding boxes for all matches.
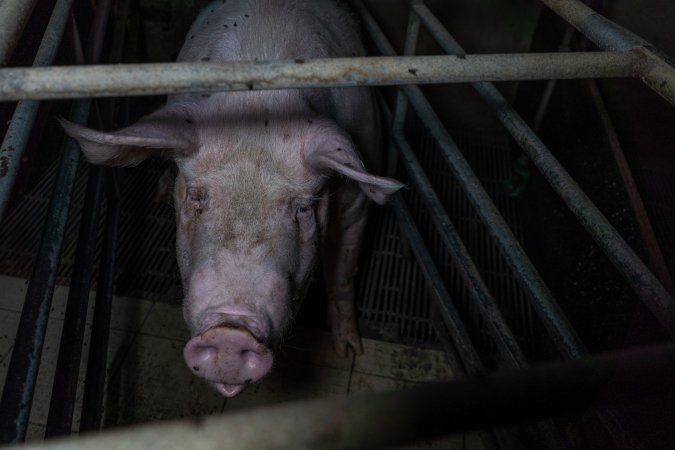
[0,275,484,449]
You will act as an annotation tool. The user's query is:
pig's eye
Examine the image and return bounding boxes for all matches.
[186,187,207,217]
[294,200,315,232]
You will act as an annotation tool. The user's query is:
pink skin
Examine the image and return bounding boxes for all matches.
[59,0,404,397]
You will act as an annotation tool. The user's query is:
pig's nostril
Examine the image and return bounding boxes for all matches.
[187,344,218,369]
[183,325,274,396]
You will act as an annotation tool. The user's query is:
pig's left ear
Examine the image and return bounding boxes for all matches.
[305,121,404,204]
[58,103,196,167]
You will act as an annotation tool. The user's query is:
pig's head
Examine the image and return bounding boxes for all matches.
[60,99,402,396]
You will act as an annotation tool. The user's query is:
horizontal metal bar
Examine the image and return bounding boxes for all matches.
[0,0,76,221]
[413,1,675,338]
[0,52,641,102]
[355,0,586,359]
[0,0,40,66]
[539,0,675,106]
[9,343,675,450]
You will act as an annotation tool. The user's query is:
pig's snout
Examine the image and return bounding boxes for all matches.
[183,324,273,397]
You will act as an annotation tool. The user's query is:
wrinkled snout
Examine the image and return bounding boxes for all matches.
[183,324,274,397]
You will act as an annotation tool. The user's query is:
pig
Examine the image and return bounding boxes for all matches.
[60,0,403,397]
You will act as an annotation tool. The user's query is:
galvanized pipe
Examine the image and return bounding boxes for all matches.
[413,1,675,338]
[393,133,528,368]
[79,0,129,431]
[0,0,77,221]
[539,0,675,106]
[45,166,104,438]
[0,0,40,66]
[44,0,114,437]
[79,170,120,432]
[0,97,91,444]
[391,196,483,373]
[0,51,641,102]
[353,0,586,359]
[8,343,675,450]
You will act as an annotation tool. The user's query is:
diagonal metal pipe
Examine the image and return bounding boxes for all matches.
[0,0,40,66]
[352,0,586,359]
[0,0,76,222]
[538,0,675,106]
[412,1,675,338]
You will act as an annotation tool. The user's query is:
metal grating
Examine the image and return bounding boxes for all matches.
[0,159,183,304]
[356,118,537,354]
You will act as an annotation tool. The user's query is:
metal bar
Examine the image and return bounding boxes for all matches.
[79,169,120,432]
[636,46,675,107]
[539,0,675,106]
[587,80,674,296]
[6,343,675,450]
[354,0,586,358]
[391,196,483,373]
[44,167,104,437]
[413,1,675,338]
[0,97,91,444]
[393,133,528,367]
[0,0,40,66]
[79,0,129,430]
[44,0,113,437]
[0,0,77,221]
[0,51,641,102]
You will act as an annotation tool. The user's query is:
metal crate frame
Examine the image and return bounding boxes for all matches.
[0,0,674,447]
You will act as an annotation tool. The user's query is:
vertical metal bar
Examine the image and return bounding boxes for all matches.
[44,169,104,437]
[79,0,129,430]
[352,0,586,359]
[79,170,120,432]
[43,0,114,436]
[0,96,91,444]
[0,0,77,222]
[412,1,675,338]
[0,0,40,66]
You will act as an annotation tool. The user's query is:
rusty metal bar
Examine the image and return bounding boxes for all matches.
[0,51,641,102]
[0,97,91,445]
[6,343,675,450]
[412,1,675,338]
[539,0,675,106]
[587,80,674,296]
[0,0,40,66]
[0,0,76,221]
[354,0,586,359]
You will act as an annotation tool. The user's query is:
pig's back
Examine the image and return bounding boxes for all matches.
[175,0,382,172]
[177,0,365,62]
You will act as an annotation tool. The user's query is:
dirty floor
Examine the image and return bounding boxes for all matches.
[0,275,484,449]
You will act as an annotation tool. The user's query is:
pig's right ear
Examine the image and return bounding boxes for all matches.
[59,105,196,167]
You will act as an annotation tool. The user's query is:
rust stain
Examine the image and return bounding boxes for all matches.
[0,156,9,177]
